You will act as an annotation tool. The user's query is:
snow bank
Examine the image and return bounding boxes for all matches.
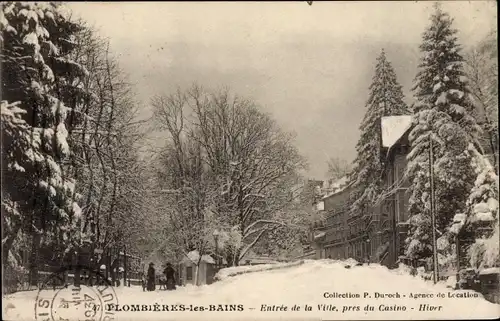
[445,275,457,288]
[342,258,360,266]
[394,263,414,276]
[215,260,304,281]
[466,147,499,268]
[3,260,498,321]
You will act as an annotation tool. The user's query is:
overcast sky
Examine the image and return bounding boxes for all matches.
[68,1,496,180]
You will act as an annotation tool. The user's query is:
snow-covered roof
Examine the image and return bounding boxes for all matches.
[479,267,500,275]
[322,176,350,199]
[314,232,326,239]
[381,115,413,148]
[182,250,215,265]
[331,176,348,190]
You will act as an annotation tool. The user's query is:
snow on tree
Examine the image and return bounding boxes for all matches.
[67,27,150,266]
[1,2,91,272]
[461,146,499,270]
[349,49,409,215]
[152,85,306,267]
[1,101,40,268]
[404,3,481,262]
[249,175,316,259]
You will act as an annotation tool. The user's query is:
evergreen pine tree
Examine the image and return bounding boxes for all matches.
[1,2,89,265]
[350,49,409,215]
[405,3,481,263]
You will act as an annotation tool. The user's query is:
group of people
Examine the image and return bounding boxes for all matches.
[143,262,177,291]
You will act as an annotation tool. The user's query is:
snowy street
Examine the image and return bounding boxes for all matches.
[2,3,498,321]
[3,260,499,320]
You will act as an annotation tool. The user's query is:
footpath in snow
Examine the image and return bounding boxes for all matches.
[3,259,499,320]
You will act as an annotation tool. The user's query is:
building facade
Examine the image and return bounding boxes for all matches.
[311,116,413,268]
[322,183,351,259]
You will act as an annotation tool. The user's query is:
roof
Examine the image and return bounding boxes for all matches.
[314,232,326,239]
[321,176,351,200]
[381,115,412,148]
[479,267,500,275]
[181,250,215,265]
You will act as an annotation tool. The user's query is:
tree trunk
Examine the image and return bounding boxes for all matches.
[29,233,41,287]
[2,231,18,264]
[234,247,241,266]
[74,251,81,287]
[194,265,200,286]
[2,214,22,264]
[106,252,111,282]
[225,247,235,267]
[124,246,127,287]
[111,257,117,286]
[488,130,499,175]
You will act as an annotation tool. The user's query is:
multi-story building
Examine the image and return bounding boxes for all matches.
[297,179,325,258]
[318,177,351,260]
[366,115,412,267]
[311,115,413,268]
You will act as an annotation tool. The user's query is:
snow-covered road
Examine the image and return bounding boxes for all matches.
[3,260,499,320]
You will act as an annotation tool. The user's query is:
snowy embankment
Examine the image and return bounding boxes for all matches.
[214,260,304,281]
[3,260,499,321]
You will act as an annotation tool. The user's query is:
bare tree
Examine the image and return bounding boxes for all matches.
[151,89,221,283]
[252,175,320,259]
[326,157,352,181]
[63,23,150,283]
[465,29,498,174]
[152,85,307,267]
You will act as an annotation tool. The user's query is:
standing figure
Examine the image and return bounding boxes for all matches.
[147,262,156,291]
[163,263,177,290]
[141,272,147,292]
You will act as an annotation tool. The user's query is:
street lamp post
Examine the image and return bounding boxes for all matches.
[428,136,439,284]
[213,230,220,269]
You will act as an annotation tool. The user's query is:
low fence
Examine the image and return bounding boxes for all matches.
[3,269,145,294]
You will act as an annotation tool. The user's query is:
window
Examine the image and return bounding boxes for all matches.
[394,155,406,182]
[381,201,389,218]
[387,163,394,185]
[186,266,193,281]
[397,189,409,223]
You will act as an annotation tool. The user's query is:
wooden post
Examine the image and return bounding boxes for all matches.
[74,249,81,287]
[29,233,41,287]
[392,200,397,268]
[455,234,460,285]
[106,250,110,282]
